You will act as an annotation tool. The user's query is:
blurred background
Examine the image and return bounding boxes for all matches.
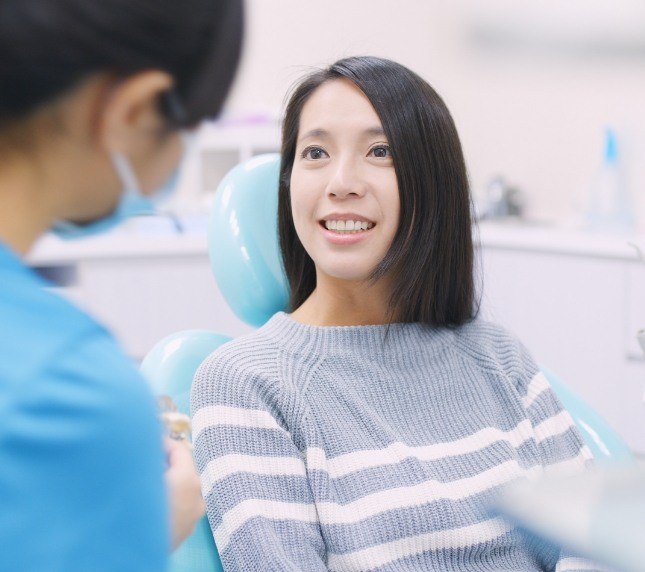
[215,0,645,228]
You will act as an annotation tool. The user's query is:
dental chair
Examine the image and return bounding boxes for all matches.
[140,153,634,572]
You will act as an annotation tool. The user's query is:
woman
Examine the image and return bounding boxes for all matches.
[192,57,602,571]
[0,1,242,570]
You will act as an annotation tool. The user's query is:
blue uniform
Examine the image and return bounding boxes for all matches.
[0,242,168,570]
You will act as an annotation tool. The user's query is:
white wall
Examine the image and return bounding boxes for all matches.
[222,0,645,228]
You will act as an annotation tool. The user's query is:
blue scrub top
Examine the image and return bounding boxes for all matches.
[0,242,169,571]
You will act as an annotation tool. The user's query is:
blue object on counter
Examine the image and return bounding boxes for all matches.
[208,153,289,327]
[584,128,634,233]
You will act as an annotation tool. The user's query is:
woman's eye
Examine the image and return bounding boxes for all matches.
[301,146,328,160]
[369,144,392,159]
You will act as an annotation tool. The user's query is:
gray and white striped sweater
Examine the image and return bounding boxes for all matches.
[191,312,604,571]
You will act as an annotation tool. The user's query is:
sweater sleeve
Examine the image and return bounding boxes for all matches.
[509,338,613,572]
[191,348,328,572]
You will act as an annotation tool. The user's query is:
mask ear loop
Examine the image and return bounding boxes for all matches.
[111,152,143,196]
[161,130,199,234]
[110,110,198,232]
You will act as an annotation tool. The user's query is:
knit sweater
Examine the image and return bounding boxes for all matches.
[191,312,606,572]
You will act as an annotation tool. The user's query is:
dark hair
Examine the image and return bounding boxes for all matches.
[0,0,243,128]
[278,56,477,327]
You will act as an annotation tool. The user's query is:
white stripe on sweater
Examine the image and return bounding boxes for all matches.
[215,499,318,552]
[192,405,287,442]
[305,415,569,479]
[200,407,582,497]
[327,518,513,572]
[215,450,590,552]
[201,453,307,497]
[534,410,579,444]
[521,371,551,409]
[314,459,541,525]
[216,460,535,552]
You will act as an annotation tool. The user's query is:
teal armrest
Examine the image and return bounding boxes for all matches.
[141,330,232,572]
[542,367,633,465]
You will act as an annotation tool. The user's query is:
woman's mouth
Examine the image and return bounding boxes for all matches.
[320,219,375,234]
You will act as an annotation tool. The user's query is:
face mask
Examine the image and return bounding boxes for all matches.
[52,132,195,240]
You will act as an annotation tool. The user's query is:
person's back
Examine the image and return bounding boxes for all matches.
[0,244,169,570]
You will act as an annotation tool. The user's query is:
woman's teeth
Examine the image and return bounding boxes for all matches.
[324,220,374,232]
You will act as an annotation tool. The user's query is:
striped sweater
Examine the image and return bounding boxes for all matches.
[191,312,606,571]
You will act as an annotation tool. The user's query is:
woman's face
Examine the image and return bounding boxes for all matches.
[290,79,400,285]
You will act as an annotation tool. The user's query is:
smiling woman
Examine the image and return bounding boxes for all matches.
[191,57,606,572]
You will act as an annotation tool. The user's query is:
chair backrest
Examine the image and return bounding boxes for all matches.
[141,153,633,571]
[141,153,287,572]
[208,153,288,327]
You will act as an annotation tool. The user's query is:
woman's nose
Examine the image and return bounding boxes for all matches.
[326,159,366,199]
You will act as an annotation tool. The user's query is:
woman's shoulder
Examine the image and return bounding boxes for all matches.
[454,317,520,347]
[450,317,538,381]
[191,313,311,420]
[193,314,289,397]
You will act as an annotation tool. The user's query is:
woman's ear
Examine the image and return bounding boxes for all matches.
[99,70,175,155]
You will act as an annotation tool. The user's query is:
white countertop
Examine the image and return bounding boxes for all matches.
[27,217,211,265]
[477,219,645,261]
[26,216,645,266]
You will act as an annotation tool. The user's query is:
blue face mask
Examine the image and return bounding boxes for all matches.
[52,132,194,240]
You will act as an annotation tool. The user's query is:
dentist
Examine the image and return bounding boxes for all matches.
[0,0,243,570]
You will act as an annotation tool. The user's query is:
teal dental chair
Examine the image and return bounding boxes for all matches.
[140,153,633,572]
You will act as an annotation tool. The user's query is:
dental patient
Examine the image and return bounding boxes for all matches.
[191,56,605,571]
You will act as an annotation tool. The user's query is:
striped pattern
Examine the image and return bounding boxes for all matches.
[192,313,604,571]
[327,519,513,571]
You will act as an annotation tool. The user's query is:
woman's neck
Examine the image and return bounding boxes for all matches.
[290,275,396,327]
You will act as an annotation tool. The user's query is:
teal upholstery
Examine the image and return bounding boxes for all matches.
[207,153,288,327]
[140,154,633,571]
[141,331,231,572]
[541,368,633,465]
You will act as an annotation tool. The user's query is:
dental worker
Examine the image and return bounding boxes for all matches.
[0,1,242,570]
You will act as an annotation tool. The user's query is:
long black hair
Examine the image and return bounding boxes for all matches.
[279,56,477,327]
[0,0,243,128]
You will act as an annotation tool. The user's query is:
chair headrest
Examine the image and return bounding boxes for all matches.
[208,153,289,327]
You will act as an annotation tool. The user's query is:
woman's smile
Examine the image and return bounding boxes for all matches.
[318,213,376,244]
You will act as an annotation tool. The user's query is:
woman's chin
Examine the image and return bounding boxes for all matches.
[317,266,375,284]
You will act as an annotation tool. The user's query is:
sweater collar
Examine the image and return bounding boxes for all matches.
[261,311,451,360]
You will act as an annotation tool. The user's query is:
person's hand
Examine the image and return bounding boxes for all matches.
[165,437,205,550]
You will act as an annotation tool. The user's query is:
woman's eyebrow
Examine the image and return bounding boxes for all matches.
[298,128,329,143]
[364,126,385,137]
[298,126,386,144]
